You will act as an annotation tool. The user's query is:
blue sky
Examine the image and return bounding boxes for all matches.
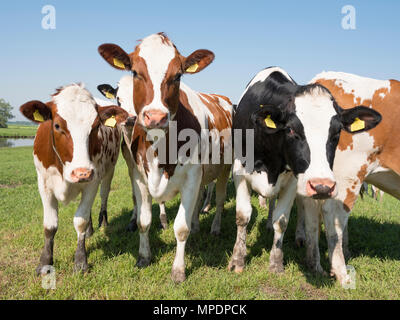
[1,0,399,121]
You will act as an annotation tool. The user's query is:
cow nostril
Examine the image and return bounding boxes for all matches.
[314,184,331,195]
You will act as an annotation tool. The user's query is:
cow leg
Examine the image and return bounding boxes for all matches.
[191,187,204,234]
[266,196,276,232]
[36,178,58,275]
[122,142,138,232]
[171,167,202,283]
[133,170,153,268]
[228,174,252,273]
[201,182,215,213]
[73,182,99,273]
[98,166,115,228]
[86,212,94,238]
[210,165,231,236]
[302,198,325,275]
[295,195,306,247]
[159,202,168,230]
[322,199,351,286]
[269,176,297,273]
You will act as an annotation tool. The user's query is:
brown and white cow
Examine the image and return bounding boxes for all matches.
[20,84,128,273]
[293,71,399,285]
[98,32,233,282]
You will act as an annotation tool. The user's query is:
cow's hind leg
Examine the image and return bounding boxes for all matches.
[159,203,168,230]
[201,182,215,213]
[265,196,276,232]
[210,165,230,236]
[295,195,306,247]
[36,179,58,275]
[73,183,99,273]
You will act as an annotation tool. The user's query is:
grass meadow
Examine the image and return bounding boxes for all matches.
[1,146,400,300]
[0,124,37,138]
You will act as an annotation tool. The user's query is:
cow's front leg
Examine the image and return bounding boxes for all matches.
[36,178,58,275]
[172,166,202,283]
[73,182,99,273]
[294,195,306,247]
[122,142,138,232]
[98,166,115,228]
[269,176,296,273]
[133,170,153,268]
[159,203,168,230]
[228,173,252,273]
[303,198,325,275]
[322,199,350,286]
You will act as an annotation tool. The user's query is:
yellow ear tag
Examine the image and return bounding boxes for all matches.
[350,117,365,132]
[265,115,277,129]
[186,63,199,73]
[113,58,125,69]
[105,115,117,128]
[105,92,115,99]
[33,109,44,122]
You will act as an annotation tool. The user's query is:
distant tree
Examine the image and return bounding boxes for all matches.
[0,99,15,128]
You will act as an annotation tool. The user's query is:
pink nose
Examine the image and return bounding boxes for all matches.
[70,168,94,183]
[306,178,336,199]
[143,110,168,128]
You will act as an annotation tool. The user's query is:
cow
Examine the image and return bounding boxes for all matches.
[98,32,233,282]
[291,71,398,286]
[228,67,382,275]
[97,76,217,231]
[19,84,128,273]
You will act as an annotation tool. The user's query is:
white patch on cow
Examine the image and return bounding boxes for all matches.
[332,133,378,202]
[310,72,391,105]
[238,67,295,104]
[294,87,337,196]
[138,34,175,116]
[117,75,135,116]
[53,84,98,182]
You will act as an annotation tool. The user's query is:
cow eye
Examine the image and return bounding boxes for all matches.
[54,123,60,130]
[132,70,138,78]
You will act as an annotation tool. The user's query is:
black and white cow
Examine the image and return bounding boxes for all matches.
[228,67,382,274]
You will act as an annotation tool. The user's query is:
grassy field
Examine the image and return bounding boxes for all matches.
[0,124,37,137]
[1,146,400,300]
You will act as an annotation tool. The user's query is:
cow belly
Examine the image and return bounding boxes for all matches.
[201,164,225,185]
[365,169,400,200]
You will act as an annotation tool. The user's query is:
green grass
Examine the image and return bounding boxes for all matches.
[1,146,400,299]
[0,124,37,137]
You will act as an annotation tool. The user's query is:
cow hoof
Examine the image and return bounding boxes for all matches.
[73,262,88,273]
[136,256,151,268]
[159,222,168,230]
[98,211,108,229]
[228,259,244,274]
[171,269,186,283]
[201,205,211,214]
[126,220,138,232]
[269,263,284,273]
[210,229,221,236]
[35,264,49,276]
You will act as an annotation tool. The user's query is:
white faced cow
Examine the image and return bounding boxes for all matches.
[98,33,233,282]
[229,67,382,275]
[292,71,398,286]
[20,84,128,273]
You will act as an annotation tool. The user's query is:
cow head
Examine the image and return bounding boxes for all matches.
[98,32,215,130]
[97,75,136,126]
[251,84,381,199]
[20,84,128,183]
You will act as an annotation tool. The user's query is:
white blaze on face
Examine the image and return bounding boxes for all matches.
[117,75,135,116]
[138,34,176,116]
[294,88,337,196]
[53,84,98,182]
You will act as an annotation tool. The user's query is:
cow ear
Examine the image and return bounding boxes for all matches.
[250,104,286,134]
[19,100,52,123]
[98,43,132,71]
[97,84,117,100]
[183,49,215,74]
[98,105,129,127]
[340,106,382,134]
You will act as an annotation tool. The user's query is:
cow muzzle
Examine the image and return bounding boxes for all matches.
[143,110,168,129]
[70,168,94,183]
[307,178,337,199]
